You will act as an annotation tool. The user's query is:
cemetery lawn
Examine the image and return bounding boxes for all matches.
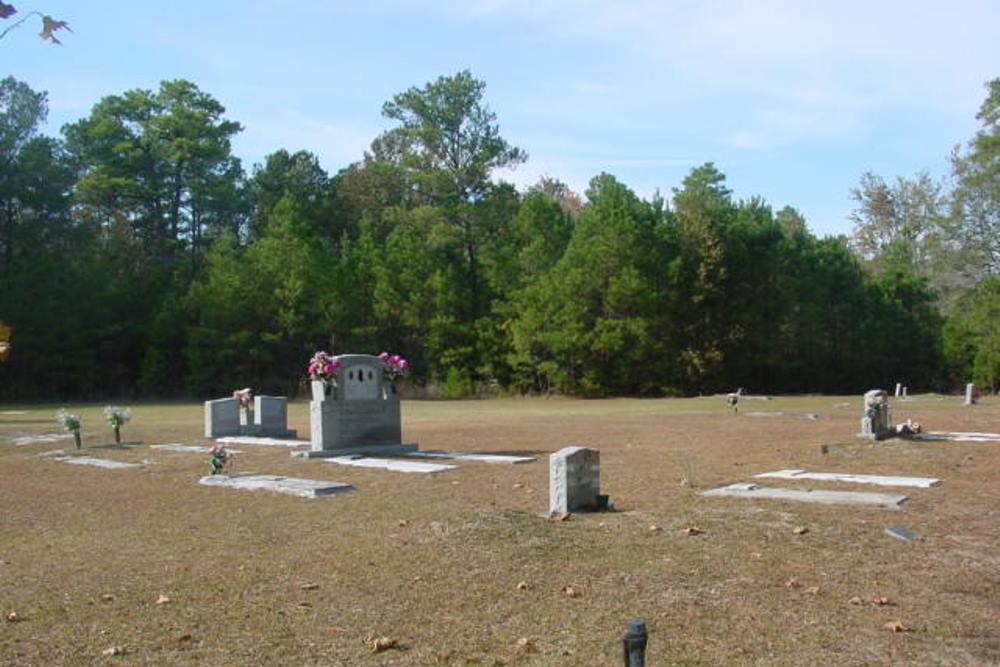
[1,395,998,666]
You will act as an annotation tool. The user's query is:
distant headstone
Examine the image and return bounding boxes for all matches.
[964,383,976,405]
[254,395,296,437]
[204,398,240,438]
[858,389,893,440]
[902,386,908,398]
[549,446,601,514]
[894,383,902,397]
[297,354,417,458]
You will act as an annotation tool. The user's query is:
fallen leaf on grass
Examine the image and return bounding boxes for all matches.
[785,578,800,589]
[513,482,524,489]
[683,526,702,535]
[793,526,809,535]
[397,519,408,527]
[366,636,398,653]
[100,594,115,602]
[883,620,910,633]
[176,633,192,642]
[6,611,20,623]
[102,645,125,656]
[849,596,863,605]
[516,637,535,654]
[155,594,171,605]
[872,596,892,606]
[516,581,530,591]
[299,583,319,590]
[562,585,579,598]
[805,586,820,595]
[550,512,571,522]
[648,525,663,532]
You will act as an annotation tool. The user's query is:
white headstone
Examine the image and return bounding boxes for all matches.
[965,383,976,405]
[894,383,902,397]
[549,446,600,514]
[204,398,239,438]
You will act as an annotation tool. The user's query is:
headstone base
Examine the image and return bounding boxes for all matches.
[291,443,419,458]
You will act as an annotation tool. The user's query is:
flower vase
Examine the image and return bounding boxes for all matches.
[311,380,336,402]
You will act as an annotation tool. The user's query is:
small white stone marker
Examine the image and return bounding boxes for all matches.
[701,483,908,509]
[199,473,354,498]
[0,410,28,415]
[55,456,140,469]
[755,469,941,488]
[322,456,456,474]
[216,436,310,447]
[405,450,535,464]
[964,383,976,405]
[151,444,244,454]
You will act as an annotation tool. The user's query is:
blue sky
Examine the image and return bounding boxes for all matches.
[7,0,1000,236]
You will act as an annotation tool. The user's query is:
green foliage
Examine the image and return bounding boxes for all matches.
[4,72,998,399]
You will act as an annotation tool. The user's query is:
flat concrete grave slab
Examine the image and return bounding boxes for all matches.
[405,450,536,464]
[755,469,941,488]
[216,436,310,447]
[322,456,456,474]
[151,444,244,454]
[744,411,819,420]
[199,473,354,498]
[11,433,73,446]
[909,431,1000,443]
[701,483,908,509]
[0,410,28,415]
[54,456,140,469]
[885,525,918,541]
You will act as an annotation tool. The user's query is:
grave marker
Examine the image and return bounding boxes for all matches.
[297,354,417,458]
[858,389,893,440]
[549,446,602,514]
[964,383,976,405]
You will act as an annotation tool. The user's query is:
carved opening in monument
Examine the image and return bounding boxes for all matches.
[358,371,364,382]
[349,370,354,380]
[368,370,374,380]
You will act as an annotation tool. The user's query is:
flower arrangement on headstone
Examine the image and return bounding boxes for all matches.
[208,442,230,475]
[232,387,253,425]
[56,409,82,449]
[104,406,131,445]
[308,351,341,401]
[379,352,409,394]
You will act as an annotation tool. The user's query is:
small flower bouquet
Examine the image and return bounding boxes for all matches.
[307,352,341,384]
[379,352,409,383]
[208,442,230,475]
[56,409,82,449]
[104,406,131,444]
[232,387,253,408]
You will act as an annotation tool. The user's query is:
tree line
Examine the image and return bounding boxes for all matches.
[0,72,997,400]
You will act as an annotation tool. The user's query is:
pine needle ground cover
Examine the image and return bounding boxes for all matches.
[1,396,997,665]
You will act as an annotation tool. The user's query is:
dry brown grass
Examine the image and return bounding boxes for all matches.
[1,395,998,665]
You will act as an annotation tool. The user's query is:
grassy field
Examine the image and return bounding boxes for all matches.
[1,395,998,665]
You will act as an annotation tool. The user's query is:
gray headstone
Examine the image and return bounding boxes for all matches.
[204,398,239,438]
[254,395,296,437]
[549,446,600,514]
[858,389,893,439]
[304,354,416,457]
[964,383,976,405]
[894,383,902,397]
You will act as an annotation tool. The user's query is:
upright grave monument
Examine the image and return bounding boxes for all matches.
[858,389,893,439]
[964,383,977,406]
[204,395,296,438]
[298,354,417,457]
[549,446,604,514]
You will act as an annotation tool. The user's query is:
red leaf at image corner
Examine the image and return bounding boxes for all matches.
[39,15,71,44]
[0,3,17,20]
